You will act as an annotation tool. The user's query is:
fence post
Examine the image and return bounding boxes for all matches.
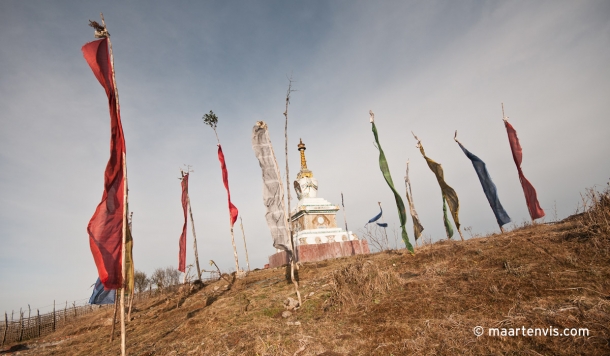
[18,310,23,342]
[73,301,76,318]
[53,300,56,332]
[37,309,41,338]
[2,312,7,347]
[28,305,31,329]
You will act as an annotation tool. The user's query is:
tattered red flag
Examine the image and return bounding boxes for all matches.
[218,145,239,226]
[178,173,189,272]
[504,120,545,220]
[82,38,126,289]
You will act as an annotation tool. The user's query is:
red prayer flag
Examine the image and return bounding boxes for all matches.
[83,38,126,289]
[178,173,189,272]
[218,145,239,227]
[504,120,545,220]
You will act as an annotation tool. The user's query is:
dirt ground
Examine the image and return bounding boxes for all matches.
[2,211,609,355]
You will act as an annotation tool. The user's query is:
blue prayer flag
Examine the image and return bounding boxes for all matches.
[366,207,388,228]
[89,277,116,305]
[457,141,511,227]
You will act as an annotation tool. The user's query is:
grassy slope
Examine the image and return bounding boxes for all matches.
[3,217,609,355]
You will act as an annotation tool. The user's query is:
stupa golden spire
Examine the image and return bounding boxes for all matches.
[296,138,313,179]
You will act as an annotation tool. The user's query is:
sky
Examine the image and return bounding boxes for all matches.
[1,0,609,314]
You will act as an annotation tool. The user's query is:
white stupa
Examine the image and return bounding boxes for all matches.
[290,139,358,245]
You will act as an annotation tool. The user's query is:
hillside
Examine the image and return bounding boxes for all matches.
[2,192,609,355]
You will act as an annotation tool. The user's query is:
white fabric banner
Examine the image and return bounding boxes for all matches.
[251,121,292,253]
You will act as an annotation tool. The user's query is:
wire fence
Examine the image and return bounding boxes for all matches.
[1,301,113,346]
[1,275,222,346]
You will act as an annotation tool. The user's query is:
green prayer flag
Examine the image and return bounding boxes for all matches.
[370,117,413,253]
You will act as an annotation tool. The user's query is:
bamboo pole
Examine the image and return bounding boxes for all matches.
[378,202,391,250]
[239,216,251,272]
[186,193,202,280]
[119,152,127,354]
[229,225,240,275]
[457,228,465,241]
[341,192,349,237]
[100,12,127,355]
[110,290,118,342]
[128,212,134,321]
[283,77,302,306]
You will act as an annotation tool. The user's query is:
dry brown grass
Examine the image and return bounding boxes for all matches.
[3,187,610,355]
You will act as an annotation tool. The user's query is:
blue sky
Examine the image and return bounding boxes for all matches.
[1,1,609,314]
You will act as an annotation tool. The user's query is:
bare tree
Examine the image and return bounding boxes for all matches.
[150,268,166,290]
[133,270,149,294]
[359,224,390,252]
[164,266,181,287]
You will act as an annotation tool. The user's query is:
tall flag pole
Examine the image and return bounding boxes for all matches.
[501,104,545,221]
[126,212,134,322]
[282,78,302,306]
[405,160,424,242]
[412,132,464,241]
[252,121,301,303]
[369,111,413,253]
[178,171,189,273]
[187,168,203,280]
[454,131,511,233]
[178,167,202,280]
[218,145,240,274]
[83,13,127,356]
[377,202,395,249]
[203,111,240,275]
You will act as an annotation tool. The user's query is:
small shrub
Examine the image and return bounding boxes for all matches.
[328,258,400,309]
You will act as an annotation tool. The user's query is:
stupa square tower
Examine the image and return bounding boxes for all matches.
[268,139,369,267]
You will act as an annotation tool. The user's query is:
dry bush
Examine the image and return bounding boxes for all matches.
[573,183,610,239]
[328,257,400,309]
[359,224,391,252]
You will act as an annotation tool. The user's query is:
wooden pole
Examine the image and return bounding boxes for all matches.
[283,77,301,306]
[27,305,31,329]
[37,310,41,338]
[186,194,202,280]
[73,301,77,317]
[127,212,134,321]
[239,217,251,271]
[100,13,127,356]
[341,192,349,238]
[64,302,67,323]
[52,301,55,332]
[18,310,23,342]
[229,225,240,274]
[378,202,391,249]
[110,290,118,342]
